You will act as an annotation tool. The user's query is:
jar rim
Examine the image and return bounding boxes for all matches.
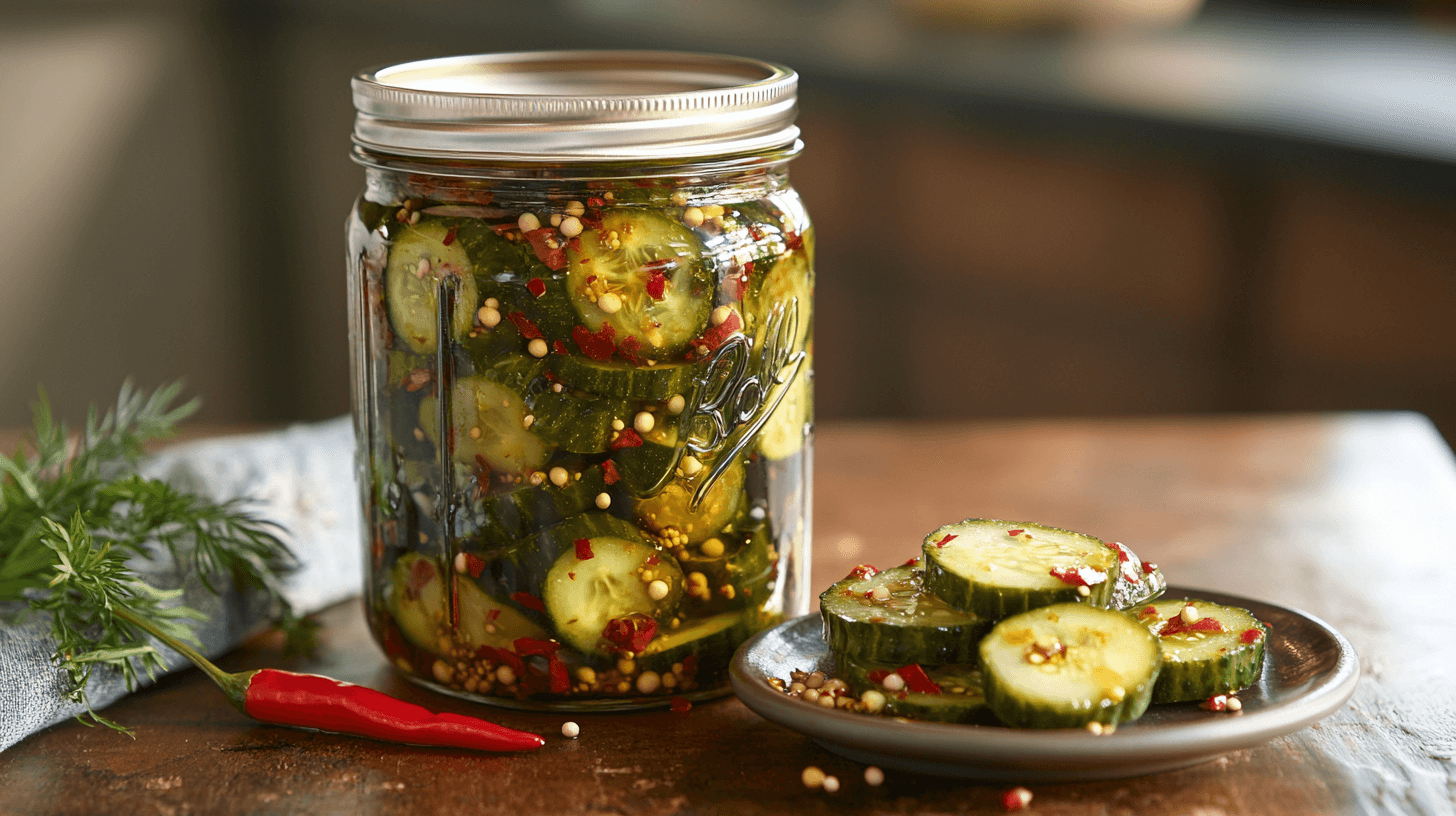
[352,50,799,162]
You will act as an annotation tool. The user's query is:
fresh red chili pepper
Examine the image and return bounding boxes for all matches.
[237,670,544,752]
[109,606,542,753]
[670,696,692,713]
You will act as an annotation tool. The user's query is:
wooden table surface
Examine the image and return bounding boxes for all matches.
[3,414,1454,816]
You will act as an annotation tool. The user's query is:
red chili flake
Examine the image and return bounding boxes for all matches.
[553,340,571,356]
[568,572,575,580]
[487,609,500,622]
[587,196,607,208]
[1049,566,1107,587]
[601,460,621,485]
[1201,694,1229,712]
[693,310,742,353]
[511,591,546,613]
[785,231,804,251]
[866,669,890,684]
[526,277,547,298]
[935,534,959,549]
[477,645,525,676]
[1240,628,1263,644]
[847,564,879,580]
[1007,529,1025,537]
[610,429,643,450]
[523,227,567,270]
[680,654,698,678]
[580,211,603,231]
[572,323,617,361]
[645,269,668,301]
[402,368,432,392]
[442,227,458,246]
[462,553,486,579]
[895,664,941,694]
[507,311,543,340]
[863,590,877,599]
[602,615,657,653]
[1107,541,1131,562]
[1143,561,1159,574]
[616,335,645,365]
[748,224,765,241]
[670,696,692,713]
[548,654,571,694]
[902,557,920,567]
[567,237,581,252]
[574,538,595,560]
[645,554,660,566]
[513,637,560,657]
[1002,787,1033,811]
[1160,614,1224,637]
[405,558,435,597]
[490,223,517,235]
[1138,605,1160,620]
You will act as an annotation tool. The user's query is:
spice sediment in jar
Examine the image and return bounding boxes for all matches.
[359,178,812,702]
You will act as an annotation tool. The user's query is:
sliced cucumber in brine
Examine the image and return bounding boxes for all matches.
[820,564,990,666]
[386,221,479,354]
[528,389,631,455]
[635,611,754,675]
[565,209,712,359]
[387,553,548,655]
[677,519,774,613]
[548,355,702,402]
[634,456,745,544]
[541,522,686,656]
[745,248,813,355]
[922,519,1119,619]
[980,603,1162,729]
[1136,598,1269,704]
[756,354,811,461]
[419,366,551,475]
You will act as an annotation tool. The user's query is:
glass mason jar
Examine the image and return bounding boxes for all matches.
[346,52,813,710]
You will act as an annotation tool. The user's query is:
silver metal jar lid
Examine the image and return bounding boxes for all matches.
[352,51,799,162]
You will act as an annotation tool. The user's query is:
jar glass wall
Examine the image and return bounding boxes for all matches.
[347,149,813,709]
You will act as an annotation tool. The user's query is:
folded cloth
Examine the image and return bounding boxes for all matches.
[0,416,361,751]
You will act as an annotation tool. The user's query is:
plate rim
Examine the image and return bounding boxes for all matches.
[730,587,1360,778]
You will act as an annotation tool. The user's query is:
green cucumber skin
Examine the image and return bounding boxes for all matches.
[462,467,612,552]
[1142,599,1269,704]
[922,519,1118,620]
[548,356,702,402]
[477,513,646,600]
[979,603,1163,729]
[528,390,630,454]
[820,566,991,666]
[834,657,988,724]
[635,612,762,683]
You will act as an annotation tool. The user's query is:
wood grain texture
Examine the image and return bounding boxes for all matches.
[2,414,1453,815]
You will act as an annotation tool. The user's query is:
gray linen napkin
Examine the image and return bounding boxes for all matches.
[0,417,362,751]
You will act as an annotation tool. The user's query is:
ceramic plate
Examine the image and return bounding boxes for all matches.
[730,587,1358,781]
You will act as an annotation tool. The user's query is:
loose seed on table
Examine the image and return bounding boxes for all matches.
[822,776,840,794]
[864,766,884,787]
[561,721,580,739]
[1227,696,1243,711]
[1003,786,1033,811]
[801,766,826,789]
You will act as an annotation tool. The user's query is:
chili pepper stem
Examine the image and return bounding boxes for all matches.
[110,604,254,712]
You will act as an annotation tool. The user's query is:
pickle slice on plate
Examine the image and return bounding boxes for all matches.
[819,563,989,666]
[565,209,711,358]
[1136,598,1269,704]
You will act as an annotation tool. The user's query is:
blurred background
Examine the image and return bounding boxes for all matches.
[3,0,1454,443]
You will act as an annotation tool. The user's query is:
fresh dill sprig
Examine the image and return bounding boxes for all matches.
[0,382,310,732]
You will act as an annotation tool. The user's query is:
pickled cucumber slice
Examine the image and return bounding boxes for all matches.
[756,356,811,460]
[541,522,686,655]
[634,457,745,544]
[463,465,612,549]
[635,611,755,675]
[419,369,550,475]
[820,564,990,666]
[565,209,711,358]
[387,553,548,654]
[1136,598,1269,704]
[548,354,702,401]
[980,603,1162,729]
[922,520,1119,619]
[386,221,479,354]
[528,389,631,454]
[835,657,987,723]
[745,248,812,354]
